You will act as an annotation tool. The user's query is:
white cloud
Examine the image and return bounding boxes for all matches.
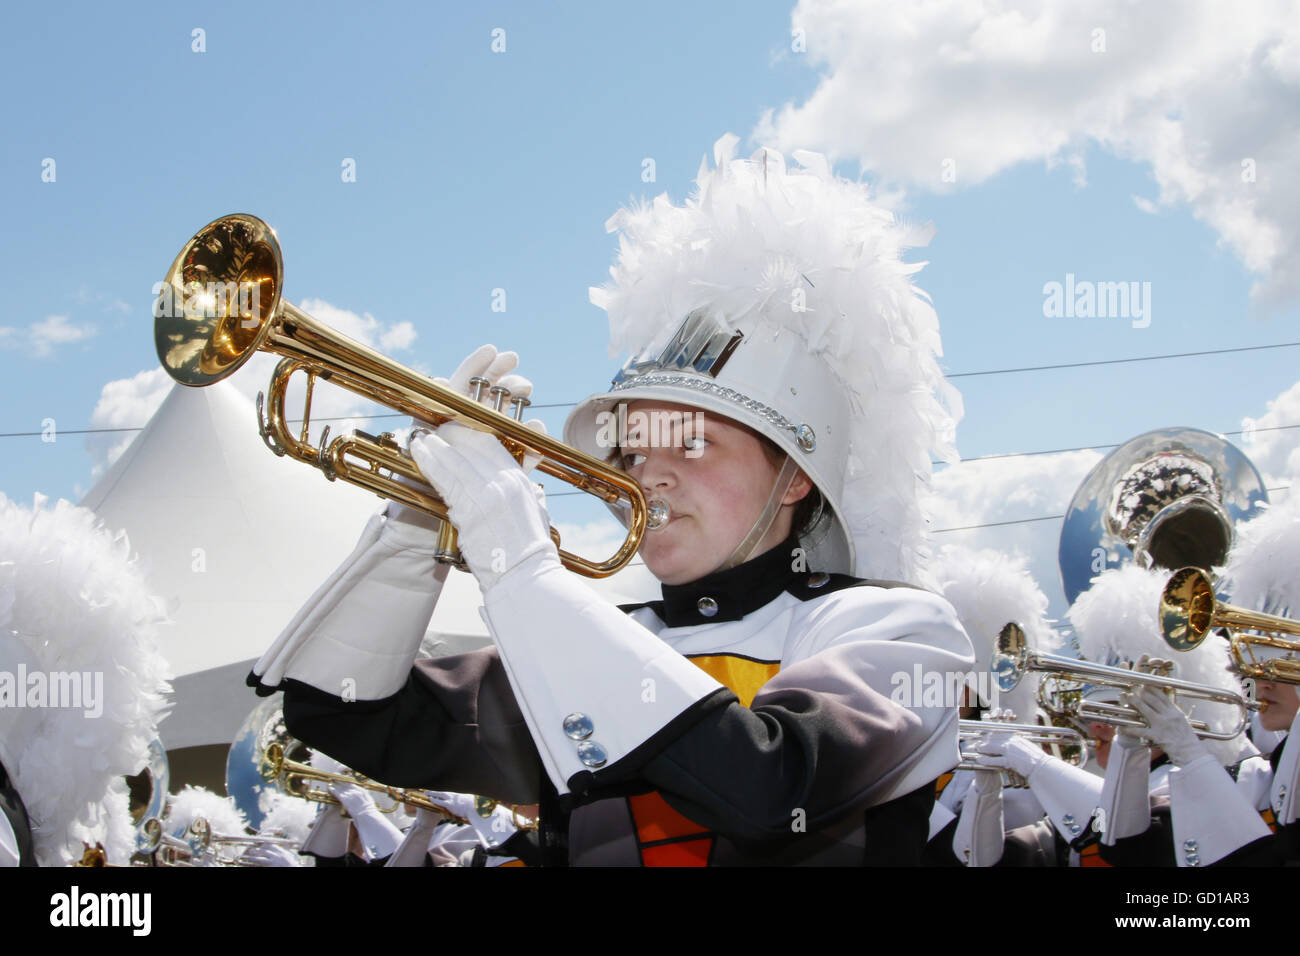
[1240,378,1300,487]
[380,321,417,352]
[0,314,97,357]
[1131,195,1159,215]
[759,1,1300,303]
[295,298,417,353]
[927,448,1104,617]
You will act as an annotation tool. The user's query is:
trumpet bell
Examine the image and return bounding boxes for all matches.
[155,214,284,387]
[1160,566,1300,683]
[991,622,1028,693]
[1160,567,1217,651]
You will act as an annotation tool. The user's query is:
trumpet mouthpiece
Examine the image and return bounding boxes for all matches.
[646,498,671,531]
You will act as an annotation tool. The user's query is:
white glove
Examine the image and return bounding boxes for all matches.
[392,345,535,534]
[330,783,404,860]
[993,735,1049,780]
[409,423,557,591]
[425,790,517,847]
[1127,688,1208,768]
[240,844,302,867]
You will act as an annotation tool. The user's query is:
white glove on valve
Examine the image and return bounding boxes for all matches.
[1127,687,1208,768]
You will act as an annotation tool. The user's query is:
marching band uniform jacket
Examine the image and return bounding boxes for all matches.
[260,531,974,866]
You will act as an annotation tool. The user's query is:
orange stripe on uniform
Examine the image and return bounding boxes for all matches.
[641,839,712,867]
[626,653,782,866]
[1078,843,1112,867]
[629,791,710,843]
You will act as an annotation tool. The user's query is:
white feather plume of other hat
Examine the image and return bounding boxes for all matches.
[932,544,1058,720]
[0,494,172,865]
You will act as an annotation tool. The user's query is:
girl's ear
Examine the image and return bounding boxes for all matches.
[783,468,813,506]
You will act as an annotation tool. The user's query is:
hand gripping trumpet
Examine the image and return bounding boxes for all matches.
[1160,566,1300,685]
[154,213,647,577]
[958,714,1088,787]
[992,622,1260,741]
[260,742,473,825]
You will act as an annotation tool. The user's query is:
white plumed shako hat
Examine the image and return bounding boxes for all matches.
[564,135,961,581]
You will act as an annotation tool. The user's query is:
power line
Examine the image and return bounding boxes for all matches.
[944,340,1300,379]
[929,485,1290,534]
[6,339,1299,439]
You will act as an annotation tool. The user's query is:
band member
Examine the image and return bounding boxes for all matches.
[251,136,973,865]
[924,545,1059,866]
[1219,493,1300,861]
[1069,564,1265,866]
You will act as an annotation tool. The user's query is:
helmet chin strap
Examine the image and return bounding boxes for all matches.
[717,455,802,572]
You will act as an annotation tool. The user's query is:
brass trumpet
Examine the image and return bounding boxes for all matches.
[260,742,472,826]
[993,622,1260,741]
[155,213,647,577]
[1160,566,1300,685]
[185,817,299,866]
[958,716,1089,786]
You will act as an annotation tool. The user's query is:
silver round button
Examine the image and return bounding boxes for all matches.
[562,713,594,740]
[697,596,719,617]
[808,572,830,588]
[796,424,816,452]
[576,741,608,768]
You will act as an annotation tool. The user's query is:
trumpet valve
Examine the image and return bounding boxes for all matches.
[488,384,512,412]
[467,376,490,402]
[509,395,531,421]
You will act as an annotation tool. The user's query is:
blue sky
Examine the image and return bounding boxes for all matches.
[3,1,1297,617]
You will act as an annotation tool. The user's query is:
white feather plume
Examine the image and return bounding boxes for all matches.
[1221,494,1300,617]
[0,493,172,865]
[257,788,316,843]
[166,784,249,839]
[1069,564,1250,764]
[931,544,1057,718]
[590,135,961,583]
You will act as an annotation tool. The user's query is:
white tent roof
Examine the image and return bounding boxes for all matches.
[82,381,651,749]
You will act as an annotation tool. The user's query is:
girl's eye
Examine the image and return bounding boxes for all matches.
[682,436,709,454]
[621,452,647,469]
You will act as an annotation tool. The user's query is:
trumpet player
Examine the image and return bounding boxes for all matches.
[250,137,973,865]
[1217,492,1300,862]
[1069,565,1270,866]
[925,546,1066,867]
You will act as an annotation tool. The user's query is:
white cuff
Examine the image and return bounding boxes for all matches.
[952,773,1005,867]
[928,801,957,841]
[1272,712,1300,826]
[1025,753,1103,844]
[481,554,724,795]
[1098,735,1153,845]
[384,818,441,868]
[253,513,448,699]
[0,810,19,867]
[300,808,349,858]
[349,807,405,861]
[1169,754,1271,866]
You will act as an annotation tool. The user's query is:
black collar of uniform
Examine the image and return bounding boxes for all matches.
[626,534,805,627]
